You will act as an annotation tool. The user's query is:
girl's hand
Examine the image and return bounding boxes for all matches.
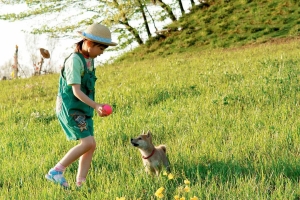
[94,103,109,117]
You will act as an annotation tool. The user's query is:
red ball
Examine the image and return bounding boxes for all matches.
[102,104,113,115]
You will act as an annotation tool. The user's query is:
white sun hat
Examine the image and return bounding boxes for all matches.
[78,23,117,46]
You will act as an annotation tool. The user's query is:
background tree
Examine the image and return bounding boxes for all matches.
[44,36,58,74]
[150,0,177,22]
[190,0,195,7]
[177,0,185,15]
[0,60,12,80]
[0,0,185,48]
[101,0,144,47]
[24,33,39,75]
[136,0,151,38]
[143,1,159,33]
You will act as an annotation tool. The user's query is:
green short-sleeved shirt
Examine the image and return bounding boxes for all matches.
[64,53,94,85]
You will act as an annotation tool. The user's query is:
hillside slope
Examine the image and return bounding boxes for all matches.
[1,36,300,199]
[116,0,300,62]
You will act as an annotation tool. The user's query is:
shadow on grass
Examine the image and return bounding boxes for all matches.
[172,156,300,190]
[146,85,201,106]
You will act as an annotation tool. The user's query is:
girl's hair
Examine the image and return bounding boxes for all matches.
[75,39,109,52]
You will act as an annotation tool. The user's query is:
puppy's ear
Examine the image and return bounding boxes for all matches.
[146,130,152,138]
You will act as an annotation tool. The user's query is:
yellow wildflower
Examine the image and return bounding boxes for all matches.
[163,171,168,176]
[184,179,190,185]
[168,173,174,180]
[155,187,165,194]
[174,195,180,200]
[190,196,199,200]
[116,197,125,200]
[180,197,186,200]
[183,186,190,192]
[155,187,165,199]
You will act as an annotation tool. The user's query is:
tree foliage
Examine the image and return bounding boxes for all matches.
[151,0,177,21]
[0,0,196,48]
[99,0,144,48]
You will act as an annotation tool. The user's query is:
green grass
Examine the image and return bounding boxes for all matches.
[1,39,300,199]
[118,0,300,61]
[1,0,300,199]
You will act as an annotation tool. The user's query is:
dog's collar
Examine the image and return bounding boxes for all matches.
[142,149,155,159]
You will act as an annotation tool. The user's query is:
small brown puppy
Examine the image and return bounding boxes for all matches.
[131,130,170,176]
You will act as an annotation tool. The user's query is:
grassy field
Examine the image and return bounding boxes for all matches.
[0,38,300,199]
[121,0,300,61]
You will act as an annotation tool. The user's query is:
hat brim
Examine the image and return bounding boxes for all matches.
[78,31,117,46]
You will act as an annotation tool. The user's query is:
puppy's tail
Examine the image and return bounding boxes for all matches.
[158,145,167,153]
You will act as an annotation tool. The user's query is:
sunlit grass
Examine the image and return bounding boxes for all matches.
[0,40,300,199]
[121,0,300,61]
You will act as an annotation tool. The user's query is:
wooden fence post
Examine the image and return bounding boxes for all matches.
[12,45,18,79]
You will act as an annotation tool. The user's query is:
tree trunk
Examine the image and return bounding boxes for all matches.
[190,0,195,7]
[177,0,185,15]
[113,0,144,45]
[38,57,44,75]
[156,0,177,21]
[119,20,144,45]
[12,45,18,79]
[137,0,151,38]
[144,2,159,32]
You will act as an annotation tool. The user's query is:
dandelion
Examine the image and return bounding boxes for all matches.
[155,187,165,199]
[155,187,165,194]
[174,195,180,200]
[116,197,125,200]
[168,173,174,180]
[190,196,199,200]
[184,179,190,185]
[156,193,164,199]
[180,197,186,200]
[163,171,168,176]
[183,186,190,193]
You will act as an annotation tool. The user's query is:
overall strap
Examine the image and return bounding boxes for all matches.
[61,52,90,79]
[61,53,73,79]
[74,52,88,72]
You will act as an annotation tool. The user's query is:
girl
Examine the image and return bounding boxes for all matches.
[45,23,117,188]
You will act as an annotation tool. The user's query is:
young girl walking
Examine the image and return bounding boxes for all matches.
[45,23,117,188]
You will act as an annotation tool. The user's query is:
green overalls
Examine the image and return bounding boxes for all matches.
[56,53,97,140]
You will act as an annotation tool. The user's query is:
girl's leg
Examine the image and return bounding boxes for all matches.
[46,136,96,187]
[59,136,96,167]
[76,137,96,186]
